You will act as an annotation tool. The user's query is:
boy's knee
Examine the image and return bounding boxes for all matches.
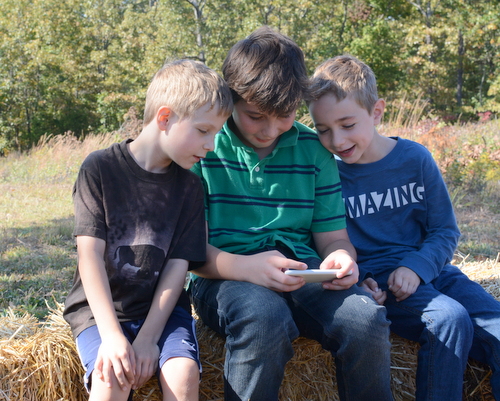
[160,357,200,401]
[89,370,133,401]
[335,295,390,339]
[161,357,200,385]
[450,307,474,333]
[426,302,473,337]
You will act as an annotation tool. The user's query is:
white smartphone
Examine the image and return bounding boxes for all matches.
[284,269,352,283]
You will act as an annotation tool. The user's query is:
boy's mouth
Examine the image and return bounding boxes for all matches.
[337,145,355,158]
[254,137,279,147]
[255,137,274,144]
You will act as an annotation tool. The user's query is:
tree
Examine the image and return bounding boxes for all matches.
[0,0,499,152]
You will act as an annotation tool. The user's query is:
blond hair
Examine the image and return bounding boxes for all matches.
[309,55,378,113]
[143,59,233,125]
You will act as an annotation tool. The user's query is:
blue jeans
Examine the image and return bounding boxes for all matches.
[190,265,393,401]
[377,264,500,401]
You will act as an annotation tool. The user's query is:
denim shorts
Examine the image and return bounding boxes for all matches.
[75,305,201,393]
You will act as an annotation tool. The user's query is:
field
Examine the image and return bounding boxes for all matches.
[0,115,499,400]
[3,114,499,318]
[0,131,130,318]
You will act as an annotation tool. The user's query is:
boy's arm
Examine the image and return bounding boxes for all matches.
[76,235,136,391]
[131,258,190,389]
[396,150,460,284]
[313,228,359,290]
[193,243,308,292]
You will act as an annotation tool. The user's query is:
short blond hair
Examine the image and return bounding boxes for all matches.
[143,59,233,125]
[309,55,378,113]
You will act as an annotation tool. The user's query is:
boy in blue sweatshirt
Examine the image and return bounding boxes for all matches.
[308,54,500,401]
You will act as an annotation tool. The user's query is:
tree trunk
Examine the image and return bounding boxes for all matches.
[456,29,464,107]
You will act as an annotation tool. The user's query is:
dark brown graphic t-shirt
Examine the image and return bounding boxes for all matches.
[64,140,205,337]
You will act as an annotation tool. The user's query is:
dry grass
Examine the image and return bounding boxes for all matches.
[455,206,500,261]
[1,260,498,401]
[0,308,86,401]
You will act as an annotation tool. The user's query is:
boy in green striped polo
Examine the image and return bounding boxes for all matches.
[189,26,393,401]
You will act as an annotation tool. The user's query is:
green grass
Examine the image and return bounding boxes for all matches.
[0,120,499,319]
[0,217,75,317]
[0,182,76,318]
[0,132,123,318]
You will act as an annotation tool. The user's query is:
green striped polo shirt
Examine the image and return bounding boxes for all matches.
[191,120,346,260]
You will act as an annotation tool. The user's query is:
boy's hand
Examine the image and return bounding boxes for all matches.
[319,250,359,290]
[360,278,387,305]
[388,266,421,302]
[131,337,160,389]
[244,250,307,292]
[94,333,136,391]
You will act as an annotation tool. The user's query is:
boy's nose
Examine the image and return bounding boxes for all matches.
[331,132,345,149]
[265,119,291,139]
[204,136,215,152]
[263,124,281,139]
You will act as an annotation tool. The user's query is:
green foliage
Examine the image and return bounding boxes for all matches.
[346,19,404,95]
[446,140,500,197]
[96,92,140,133]
[0,0,499,150]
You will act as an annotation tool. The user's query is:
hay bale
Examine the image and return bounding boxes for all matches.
[1,259,498,400]
[0,308,86,401]
[135,258,500,401]
[190,324,417,401]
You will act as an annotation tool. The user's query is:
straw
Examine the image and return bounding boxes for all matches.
[1,260,498,400]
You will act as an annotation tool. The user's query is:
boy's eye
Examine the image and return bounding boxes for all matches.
[343,124,355,129]
[316,128,329,135]
[198,129,208,134]
[248,114,263,121]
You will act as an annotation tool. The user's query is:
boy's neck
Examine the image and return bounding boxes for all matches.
[254,141,279,160]
[374,130,397,162]
[362,132,396,164]
[127,129,172,174]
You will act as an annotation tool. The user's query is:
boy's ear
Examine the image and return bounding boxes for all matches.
[157,106,171,130]
[372,99,386,125]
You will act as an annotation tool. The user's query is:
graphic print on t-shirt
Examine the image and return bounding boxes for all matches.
[113,244,165,281]
[344,182,425,219]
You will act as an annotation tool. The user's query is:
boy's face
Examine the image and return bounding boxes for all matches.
[309,93,384,164]
[162,102,227,169]
[231,100,296,153]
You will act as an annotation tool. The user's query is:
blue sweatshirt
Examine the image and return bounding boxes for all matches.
[337,137,460,284]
